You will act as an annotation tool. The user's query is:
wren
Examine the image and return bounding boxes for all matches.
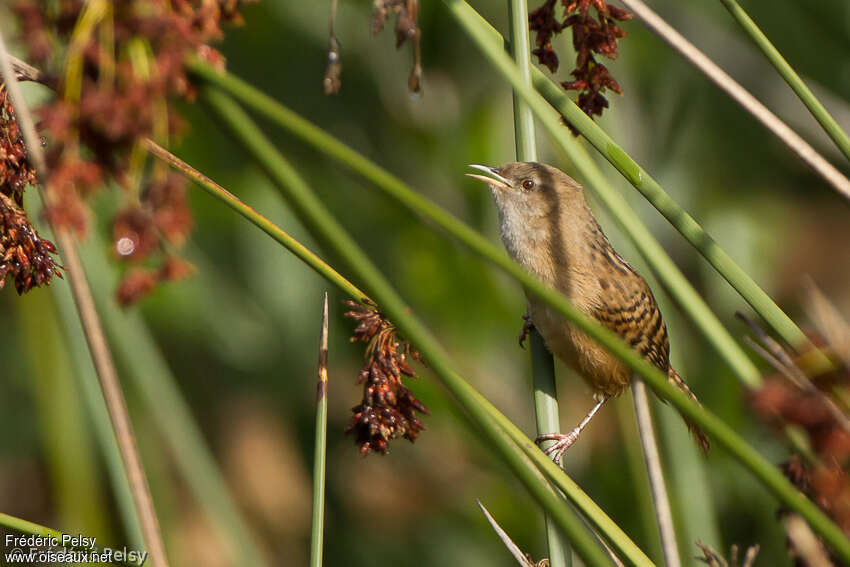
[468,162,710,463]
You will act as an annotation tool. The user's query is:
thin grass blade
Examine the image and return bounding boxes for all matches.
[310,294,330,567]
[715,0,850,164]
[477,500,536,567]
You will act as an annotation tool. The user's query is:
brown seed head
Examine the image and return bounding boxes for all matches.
[530,0,632,127]
[344,299,428,456]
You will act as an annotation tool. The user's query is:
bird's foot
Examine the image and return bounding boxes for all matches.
[519,314,535,348]
[535,395,609,465]
[536,428,582,466]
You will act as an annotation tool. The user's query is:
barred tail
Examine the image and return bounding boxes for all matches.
[668,367,711,453]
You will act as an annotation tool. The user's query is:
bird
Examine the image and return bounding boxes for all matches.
[467,161,710,463]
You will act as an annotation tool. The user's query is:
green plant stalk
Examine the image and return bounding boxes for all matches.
[507,0,537,162]
[529,332,572,566]
[202,86,644,567]
[0,513,136,566]
[310,294,330,567]
[716,0,850,164]
[507,0,572,564]
[185,61,761,390]
[442,0,812,355]
[143,139,368,303]
[74,231,268,567]
[202,86,850,563]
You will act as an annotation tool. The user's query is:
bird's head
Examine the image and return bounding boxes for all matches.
[466,161,584,223]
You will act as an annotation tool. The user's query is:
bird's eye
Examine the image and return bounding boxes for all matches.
[521,179,535,191]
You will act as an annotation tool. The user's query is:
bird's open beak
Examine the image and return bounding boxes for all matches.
[466,164,512,190]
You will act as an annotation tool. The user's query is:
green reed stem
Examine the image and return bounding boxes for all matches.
[507,0,572,563]
[716,0,850,164]
[143,139,368,302]
[310,294,330,567]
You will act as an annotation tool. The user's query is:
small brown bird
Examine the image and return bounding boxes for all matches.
[468,162,709,462]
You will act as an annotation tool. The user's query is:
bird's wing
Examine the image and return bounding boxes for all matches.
[591,250,710,452]
[591,272,671,372]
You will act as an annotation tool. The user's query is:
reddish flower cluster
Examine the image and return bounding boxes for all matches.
[753,372,850,536]
[0,86,62,294]
[752,377,850,461]
[344,299,429,456]
[747,315,850,553]
[115,256,194,306]
[10,0,252,303]
[0,87,37,208]
[0,193,62,294]
[371,0,422,93]
[530,0,632,123]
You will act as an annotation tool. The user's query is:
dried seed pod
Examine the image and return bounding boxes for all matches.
[370,0,422,93]
[530,0,632,127]
[0,87,37,206]
[745,305,850,553]
[0,192,62,294]
[344,299,429,456]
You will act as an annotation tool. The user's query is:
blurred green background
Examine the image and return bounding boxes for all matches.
[2,0,850,565]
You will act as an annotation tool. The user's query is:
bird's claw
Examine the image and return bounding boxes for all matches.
[519,314,535,348]
[535,430,581,466]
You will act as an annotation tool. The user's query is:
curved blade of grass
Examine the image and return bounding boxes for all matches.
[310,293,330,567]
[478,500,537,566]
[200,86,850,563]
[200,87,647,567]
[185,59,761,390]
[507,0,572,563]
[715,0,850,165]
[143,139,367,303]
